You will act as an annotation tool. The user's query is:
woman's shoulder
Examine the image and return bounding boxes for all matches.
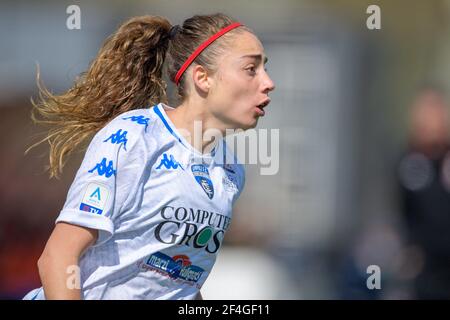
[88,107,158,154]
[107,108,154,131]
[93,107,159,140]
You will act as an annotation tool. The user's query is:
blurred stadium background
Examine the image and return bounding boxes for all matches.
[2,0,450,299]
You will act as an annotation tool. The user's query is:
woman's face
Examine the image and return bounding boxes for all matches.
[208,31,275,131]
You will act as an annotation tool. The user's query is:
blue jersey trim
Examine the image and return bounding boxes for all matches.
[153,105,186,147]
[31,288,43,300]
[153,104,217,155]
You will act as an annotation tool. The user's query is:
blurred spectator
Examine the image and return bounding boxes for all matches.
[397,87,450,299]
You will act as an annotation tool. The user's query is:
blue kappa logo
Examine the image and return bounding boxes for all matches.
[88,158,116,178]
[156,153,184,170]
[103,129,128,150]
[122,115,150,132]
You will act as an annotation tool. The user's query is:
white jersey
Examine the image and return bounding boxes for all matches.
[24,103,245,300]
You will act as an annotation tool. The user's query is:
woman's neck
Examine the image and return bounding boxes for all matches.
[164,100,224,155]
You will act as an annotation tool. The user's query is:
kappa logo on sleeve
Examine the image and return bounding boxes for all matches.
[79,182,110,215]
[122,115,150,132]
[88,158,116,178]
[103,129,128,150]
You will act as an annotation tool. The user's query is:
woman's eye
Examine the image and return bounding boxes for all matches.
[246,66,256,74]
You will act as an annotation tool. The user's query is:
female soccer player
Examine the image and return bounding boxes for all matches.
[24,13,275,300]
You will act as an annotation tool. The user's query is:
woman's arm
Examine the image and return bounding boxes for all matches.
[37,222,97,299]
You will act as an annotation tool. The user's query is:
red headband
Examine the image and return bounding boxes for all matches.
[174,22,243,85]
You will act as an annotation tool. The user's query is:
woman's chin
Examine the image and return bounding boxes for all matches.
[248,117,260,129]
[235,120,257,131]
[226,116,259,132]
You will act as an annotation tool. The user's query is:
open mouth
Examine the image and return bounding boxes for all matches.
[257,100,270,109]
[255,99,270,116]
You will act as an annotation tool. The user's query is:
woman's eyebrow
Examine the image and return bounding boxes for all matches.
[240,54,268,64]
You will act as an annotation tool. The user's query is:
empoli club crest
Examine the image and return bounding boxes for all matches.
[191,164,214,199]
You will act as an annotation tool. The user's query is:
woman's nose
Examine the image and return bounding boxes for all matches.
[263,74,275,93]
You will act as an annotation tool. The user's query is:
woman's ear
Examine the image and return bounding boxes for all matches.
[191,65,211,93]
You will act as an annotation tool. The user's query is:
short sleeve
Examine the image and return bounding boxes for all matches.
[56,116,148,246]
